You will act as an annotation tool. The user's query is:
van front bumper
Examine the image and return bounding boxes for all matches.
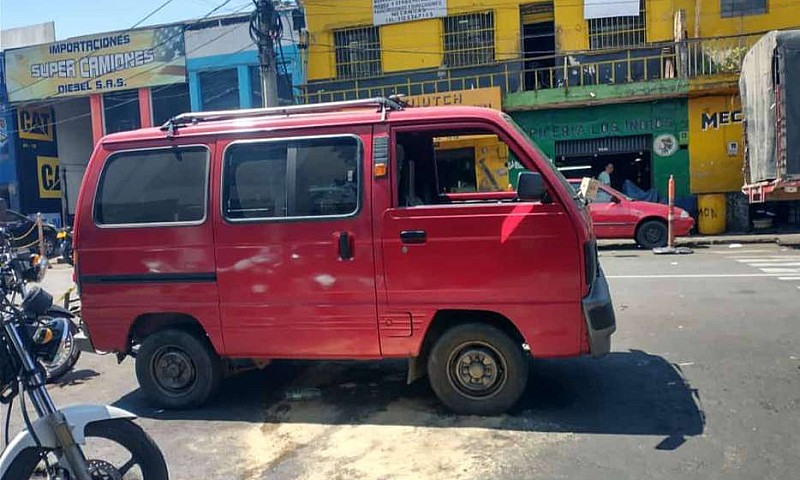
[582,268,616,358]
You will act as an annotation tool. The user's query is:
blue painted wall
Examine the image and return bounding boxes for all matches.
[0,52,21,209]
[187,43,304,111]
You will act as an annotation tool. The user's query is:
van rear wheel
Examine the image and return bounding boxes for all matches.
[135,329,221,409]
[427,323,529,415]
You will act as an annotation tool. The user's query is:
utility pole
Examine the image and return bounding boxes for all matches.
[252,0,280,108]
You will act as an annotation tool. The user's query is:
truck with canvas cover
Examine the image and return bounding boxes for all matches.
[740,30,800,202]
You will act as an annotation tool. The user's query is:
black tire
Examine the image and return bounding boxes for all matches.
[2,418,168,480]
[635,219,668,249]
[44,320,82,383]
[427,323,529,415]
[136,328,221,409]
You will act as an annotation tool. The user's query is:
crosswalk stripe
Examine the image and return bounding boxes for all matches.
[778,277,800,280]
[760,267,800,273]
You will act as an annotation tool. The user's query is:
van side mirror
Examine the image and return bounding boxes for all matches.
[0,199,7,223]
[517,172,546,202]
[611,195,621,204]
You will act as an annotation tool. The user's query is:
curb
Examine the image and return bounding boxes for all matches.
[599,234,800,249]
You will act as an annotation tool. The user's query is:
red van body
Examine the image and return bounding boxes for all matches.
[74,100,615,414]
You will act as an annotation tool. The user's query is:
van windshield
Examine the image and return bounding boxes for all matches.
[501,113,577,199]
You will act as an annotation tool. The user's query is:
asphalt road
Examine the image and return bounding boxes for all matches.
[13,244,800,480]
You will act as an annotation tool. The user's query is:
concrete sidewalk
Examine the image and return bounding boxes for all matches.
[599,232,800,249]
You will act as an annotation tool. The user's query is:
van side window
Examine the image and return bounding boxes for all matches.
[395,129,510,206]
[224,136,360,220]
[94,146,209,226]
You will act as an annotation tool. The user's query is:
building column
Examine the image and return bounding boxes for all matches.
[238,65,252,109]
[188,71,202,111]
[89,94,104,146]
[138,87,152,127]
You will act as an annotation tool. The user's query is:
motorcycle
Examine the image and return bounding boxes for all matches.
[56,229,73,266]
[0,233,81,383]
[0,286,169,479]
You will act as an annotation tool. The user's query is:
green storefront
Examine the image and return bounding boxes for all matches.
[509,99,690,198]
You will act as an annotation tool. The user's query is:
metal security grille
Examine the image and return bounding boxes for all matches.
[555,135,650,157]
[443,11,495,68]
[721,0,767,18]
[334,26,381,79]
[587,2,646,50]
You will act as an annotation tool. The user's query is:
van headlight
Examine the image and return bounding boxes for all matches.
[679,210,690,219]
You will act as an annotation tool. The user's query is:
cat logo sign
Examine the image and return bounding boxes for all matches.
[18,107,54,141]
[37,156,61,199]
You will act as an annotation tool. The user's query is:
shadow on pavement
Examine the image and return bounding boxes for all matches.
[53,368,100,388]
[114,349,704,447]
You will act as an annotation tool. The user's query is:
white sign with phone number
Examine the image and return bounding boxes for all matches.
[373,0,447,26]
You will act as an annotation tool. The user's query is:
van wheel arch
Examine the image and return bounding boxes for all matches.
[129,313,209,353]
[408,310,527,384]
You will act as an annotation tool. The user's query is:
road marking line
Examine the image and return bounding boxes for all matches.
[759,268,800,273]
[778,277,800,280]
[735,257,800,261]
[712,250,770,254]
[607,273,790,279]
[747,262,800,267]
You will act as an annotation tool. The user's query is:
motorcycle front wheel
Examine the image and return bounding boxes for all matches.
[2,418,168,480]
[42,319,82,383]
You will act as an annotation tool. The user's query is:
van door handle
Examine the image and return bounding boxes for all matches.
[338,231,353,260]
[400,230,427,244]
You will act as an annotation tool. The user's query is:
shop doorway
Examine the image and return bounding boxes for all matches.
[555,135,652,192]
[520,3,555,90]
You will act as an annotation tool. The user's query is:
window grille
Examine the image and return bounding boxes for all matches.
[334,26,381,79]
[443,11,495,68]
[587,2,646,50]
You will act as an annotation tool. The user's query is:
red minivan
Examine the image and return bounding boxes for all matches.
[74,99,615,415]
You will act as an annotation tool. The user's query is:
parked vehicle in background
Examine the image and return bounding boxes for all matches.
[74,99,616,415]
[568,179,694,249]
[0,208,58,258]
[740,30,800,203]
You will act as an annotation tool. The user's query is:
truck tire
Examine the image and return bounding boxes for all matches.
[635,219,668,249]
[135,329,221,409]
[427,323,529,415]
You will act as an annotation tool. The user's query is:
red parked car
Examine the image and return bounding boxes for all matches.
[74,99,615,415]
[568,179,694,248]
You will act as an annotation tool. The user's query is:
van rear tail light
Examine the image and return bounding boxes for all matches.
[584,239,598,287]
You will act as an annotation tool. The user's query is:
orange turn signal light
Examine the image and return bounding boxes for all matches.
[373,163,388,178]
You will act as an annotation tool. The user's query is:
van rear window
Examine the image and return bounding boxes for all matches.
[94,146,209,226]
[223,136,360,220]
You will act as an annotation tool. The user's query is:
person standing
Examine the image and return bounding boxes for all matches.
[598,162,613,185]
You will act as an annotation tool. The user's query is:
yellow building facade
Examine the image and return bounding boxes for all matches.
[301,0,800,207]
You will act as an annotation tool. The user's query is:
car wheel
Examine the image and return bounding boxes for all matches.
[636,219,668,249]
[427,323,529,415]
[135,329,221,409]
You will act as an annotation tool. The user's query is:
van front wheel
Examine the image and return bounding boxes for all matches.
[135,329,221,409]
[427,323,529,415]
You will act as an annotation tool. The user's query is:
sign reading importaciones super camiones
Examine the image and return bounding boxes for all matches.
[5,26,185,102]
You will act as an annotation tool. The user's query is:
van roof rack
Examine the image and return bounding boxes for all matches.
[160,97,405,137]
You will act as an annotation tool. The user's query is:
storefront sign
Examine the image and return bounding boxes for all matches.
[15,106,61,214]
[405,87,501,110]
[700,110,743,130]
[653,134,679,157]
[5,26,185,102]
[373,0,447,26]
[36,156,61,199]
[529,117,677,140]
